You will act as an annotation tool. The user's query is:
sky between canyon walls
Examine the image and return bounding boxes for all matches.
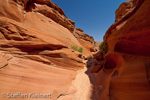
[52,0,129,41]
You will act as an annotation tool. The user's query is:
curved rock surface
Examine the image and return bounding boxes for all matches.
[90,0,150,100]
[0,0,97,100]
[0,52,77,100]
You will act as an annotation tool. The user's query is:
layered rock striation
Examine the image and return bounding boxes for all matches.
[73,28,96,53]
[0,0,96,100]
[90,0,150,100]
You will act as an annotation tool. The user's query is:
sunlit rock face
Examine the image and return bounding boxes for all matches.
[73,28,97,55]
[0,0,88,69]
[91,0,150,100]
[0,0,97,100]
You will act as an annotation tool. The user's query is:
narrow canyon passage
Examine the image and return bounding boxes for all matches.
[73,66,93,100]
[1,0,150,100]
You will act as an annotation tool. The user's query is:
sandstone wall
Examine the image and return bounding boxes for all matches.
[0,0,96,99]
[91,0,150,100]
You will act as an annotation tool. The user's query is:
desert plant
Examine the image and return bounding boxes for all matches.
[71,45,83,53]
[99,41,108,54]
[71,45,78,51]
[78,47,83,53]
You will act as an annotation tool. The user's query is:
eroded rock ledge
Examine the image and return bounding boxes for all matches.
[90,0,150,100]
[0,0,97,100]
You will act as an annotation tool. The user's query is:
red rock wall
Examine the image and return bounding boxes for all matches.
[73,28,96,54]
[92,0,150,100]
[0,0,96,99]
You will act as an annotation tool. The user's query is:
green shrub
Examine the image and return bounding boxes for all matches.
[78,47,83,53]
[99,41,108,53]
[71,45,78,51]
[71,45,83,53]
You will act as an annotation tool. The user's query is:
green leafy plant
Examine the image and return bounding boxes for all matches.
[78,47,83,53]
[71,45,83,53]
[71,45,78,51]
[99,41,108,53]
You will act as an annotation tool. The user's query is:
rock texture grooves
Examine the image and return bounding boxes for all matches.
[0,0,97,100]
[90,0,150,100]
